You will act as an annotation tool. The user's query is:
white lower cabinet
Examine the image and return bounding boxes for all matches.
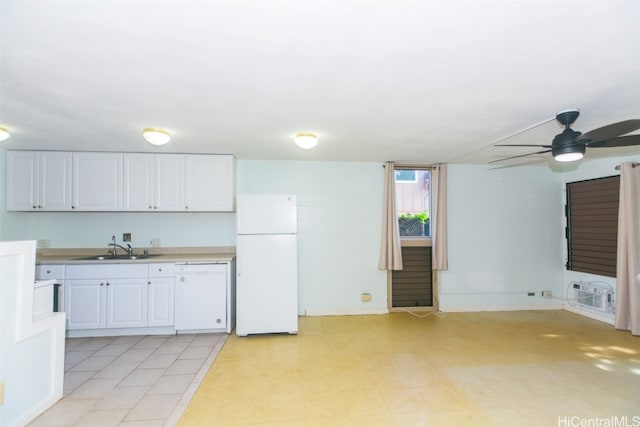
[35,264,65,312]
[66,279,105,330]
[147,263,175,327]
[66,278,148,330]
[107,279,148,328]
[65,264,148,331]
[55,259,233,336]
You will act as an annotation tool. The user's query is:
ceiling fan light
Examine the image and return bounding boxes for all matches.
[554,152,584,162]
[552,143,585,162]
[143,128,170,146]
[0,126,10,141]
[294,132,318,149]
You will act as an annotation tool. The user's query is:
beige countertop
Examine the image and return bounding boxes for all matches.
[36,246,235,265]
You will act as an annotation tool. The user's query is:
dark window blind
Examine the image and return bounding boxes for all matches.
[566,175,619,277]
[392,246,432,307]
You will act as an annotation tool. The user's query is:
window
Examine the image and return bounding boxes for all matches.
[395,170,417,182]
[565,175,619,277]
[395,168,431,237]
[392,167,433,307]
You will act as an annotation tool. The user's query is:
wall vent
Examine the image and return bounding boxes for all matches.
[571,282,614,314]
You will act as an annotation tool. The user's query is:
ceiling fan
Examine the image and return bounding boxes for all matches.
[491,109,640,163]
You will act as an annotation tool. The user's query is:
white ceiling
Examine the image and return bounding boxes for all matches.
[1,1,639,166]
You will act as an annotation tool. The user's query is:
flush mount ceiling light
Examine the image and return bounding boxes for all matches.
[143,128,170,146]
[0,126,10,141]
[294,132,318,149]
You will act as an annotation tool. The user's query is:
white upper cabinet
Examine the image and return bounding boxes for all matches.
[155,154,186,211]
[72,152,123,211]
[7,151,234,212]
[123,153,234,212]
[185,154,234,211]
[123,153,155,211]
[6,151,72,211]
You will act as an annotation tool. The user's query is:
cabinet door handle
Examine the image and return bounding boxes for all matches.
[100,282,104,286]
[180,276,186,282]
[106,282,110,286]
[46,270,51,274]
[148,281,151,285]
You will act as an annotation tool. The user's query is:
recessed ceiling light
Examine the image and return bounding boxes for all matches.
[294,132,318,149]
[0,126,11,141]
[143,128,170,146]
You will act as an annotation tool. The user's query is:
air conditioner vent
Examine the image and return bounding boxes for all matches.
[570,282,614,314]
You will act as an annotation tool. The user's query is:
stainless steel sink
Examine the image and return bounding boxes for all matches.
[73,254,161,261]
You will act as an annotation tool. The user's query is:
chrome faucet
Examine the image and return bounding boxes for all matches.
[108,235,133,256]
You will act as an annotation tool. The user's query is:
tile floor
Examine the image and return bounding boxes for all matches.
[179,310,640,427]
[28,333,228,427]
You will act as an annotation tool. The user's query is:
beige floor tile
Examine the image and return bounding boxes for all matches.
[125,393,183,421]
[67,377,123,400]
[164,358,205,375]
[68,355,117,372]
[63,370,98,395]
[147,374,195,395]
[179,345,213,360]
[28,398,100,427]
[92,358,140,379]
[71,408,128,427]
[117,347,156,362]
[152,340,190,355]
[119,368,166,387]
[138,353,179,369]
[92,385,150,410]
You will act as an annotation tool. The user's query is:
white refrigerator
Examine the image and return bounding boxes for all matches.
[236,194,298,336]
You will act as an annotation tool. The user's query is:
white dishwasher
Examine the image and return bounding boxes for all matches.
[174,263,227,332]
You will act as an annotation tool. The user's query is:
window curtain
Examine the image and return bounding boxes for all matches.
[378,162,403,270]
[614,162,640,335]
[431,163,448,271]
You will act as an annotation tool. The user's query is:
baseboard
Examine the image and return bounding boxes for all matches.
[441,304,564,313]
[563,305,614,325]
[302,308,389,316]
[13,393,62,427]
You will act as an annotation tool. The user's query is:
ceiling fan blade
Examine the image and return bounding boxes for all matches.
[489,149,552,163]
[495,144,552,148]
[577,119,640,143]
[587,134,640,148]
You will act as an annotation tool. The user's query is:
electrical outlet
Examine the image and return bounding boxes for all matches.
[151,238,161,247]
[123,233,132,242]
[0,382,4,405]
[542,290,553,299]
[361,293,372,302]
[37,239,51,248]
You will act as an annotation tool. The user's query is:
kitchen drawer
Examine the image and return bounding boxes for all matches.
[66,263,148,279]
[149,263,176,277]
[36,264,65,279]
